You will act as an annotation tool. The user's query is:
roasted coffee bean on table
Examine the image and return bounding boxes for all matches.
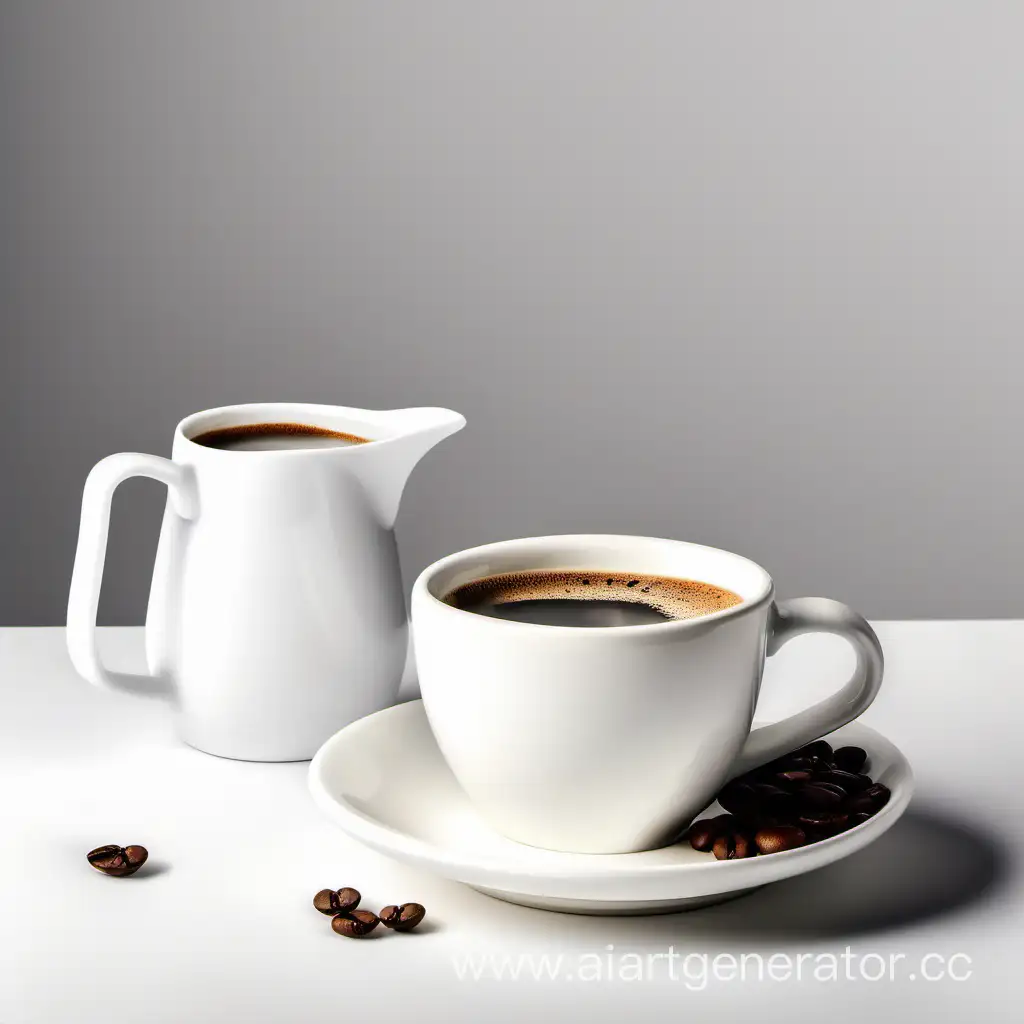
[379,903,427,932]
[686,742,890,859]
[87,845,149,877]
[313,887,361,916]
[331,909,381,938]
[312,889,427,937]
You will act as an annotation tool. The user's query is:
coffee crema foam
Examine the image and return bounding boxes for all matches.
[444,569,743,623]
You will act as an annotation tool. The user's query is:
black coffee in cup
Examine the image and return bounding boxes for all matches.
[191,422,371,451]
[444,570,742,627]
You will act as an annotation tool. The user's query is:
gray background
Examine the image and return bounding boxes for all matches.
[2,0,1021,625]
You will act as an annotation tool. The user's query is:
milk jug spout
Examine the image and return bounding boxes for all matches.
[351,407,466,526]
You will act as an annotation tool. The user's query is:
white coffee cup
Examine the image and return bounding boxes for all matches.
[412,535,883,854]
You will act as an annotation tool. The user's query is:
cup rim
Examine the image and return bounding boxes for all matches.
[414,535,775,635]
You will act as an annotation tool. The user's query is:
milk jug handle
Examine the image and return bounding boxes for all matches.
[67,453,197,698]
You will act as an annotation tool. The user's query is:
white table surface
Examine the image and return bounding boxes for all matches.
[3,624,1022,1023]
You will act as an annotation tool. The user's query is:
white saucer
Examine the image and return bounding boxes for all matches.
[308,701,913,915]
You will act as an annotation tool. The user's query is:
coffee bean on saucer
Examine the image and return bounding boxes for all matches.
[732,831,754,859]
[331,909,380,938]
[379,903,427,932]
[816,768,867,793]
[754,825,807,855]
[798,782,845,808]
[749,758,790,780]
[751,783,797,818]
[713,828,754,860]
[752,782,791,801]
[716,780,757,816]
[797,811,849,837]
[687,814,734,852]
[846,783,890,815]
[687,740,887,857]
[818,781,849,799]
[87,845,148,877]
[796,740,833,761]
[832,746,868,773]
[313,887,361,916]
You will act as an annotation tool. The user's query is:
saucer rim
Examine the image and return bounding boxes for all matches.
[308,702,913,901]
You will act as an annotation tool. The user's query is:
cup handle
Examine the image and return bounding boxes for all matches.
[732,597,884,776]
[66,453,197,698]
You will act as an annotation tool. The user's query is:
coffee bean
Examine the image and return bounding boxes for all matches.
[87,844,148,877]
[379,903,427,932]
[847,783,890,814]
[713,828,754,860]
[313,890,336,914]
[742,809,790,831]
[798,783,845,808]
[833,746,868,773]
[87,845,121,872]
[751,783,797,819]
[123,847,148,870]
[754,825,807,854]
[816,769,868,793]
[864,782,890,804]
[752,783,790,800]
[690,741,886,859]
[753,757,800,780]
[796,740,833,761]
[336,887,361,911]
[830,811,852,832]
[687,814,734,852]
[816,781,848,800]
[331,909,380,938]
[716,780,757,816]
[313,887,361,916]
[797,810,849,836]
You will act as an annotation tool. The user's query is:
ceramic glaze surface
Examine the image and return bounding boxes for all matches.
[67,402,464,761]
[309,701,913,913]
[413,535,884,852]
